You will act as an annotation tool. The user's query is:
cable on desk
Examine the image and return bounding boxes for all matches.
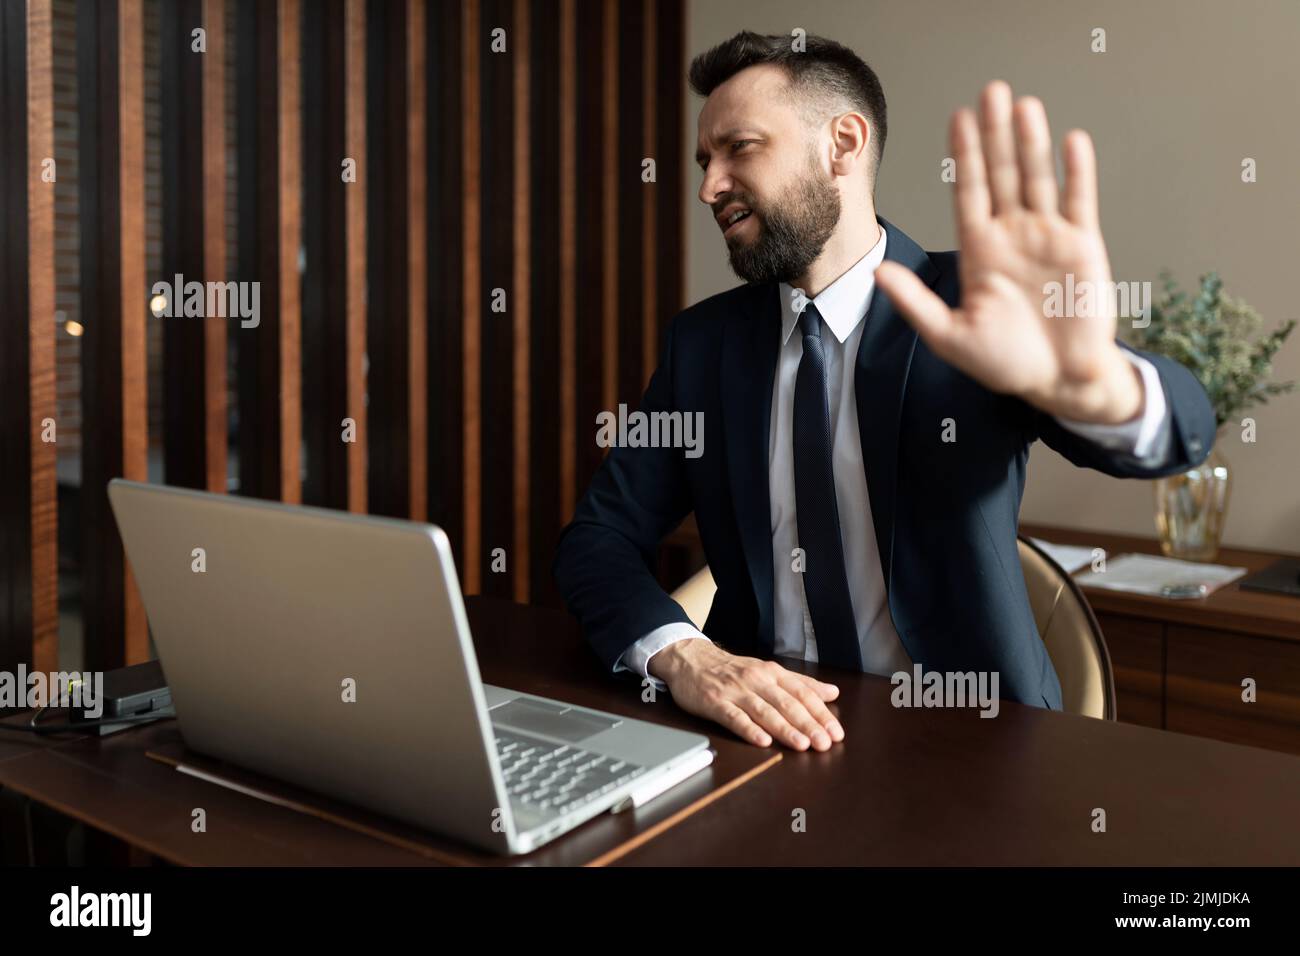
[0,706,175,736]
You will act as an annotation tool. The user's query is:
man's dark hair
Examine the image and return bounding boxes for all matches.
[688,31,888,179]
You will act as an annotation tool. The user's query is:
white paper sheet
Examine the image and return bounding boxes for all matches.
[1029,538,1102,573]
[1074,552,1247,598]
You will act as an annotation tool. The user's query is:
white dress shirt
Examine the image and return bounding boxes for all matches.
[618,228,1170,686]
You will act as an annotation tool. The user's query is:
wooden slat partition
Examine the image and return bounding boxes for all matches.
[3,0,689,677]
[454,0,685,601]
[0,0,58,674]
[160,0,227,493]
[76,0,148,669]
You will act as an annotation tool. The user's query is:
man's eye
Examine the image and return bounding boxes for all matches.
[731,140,753,152]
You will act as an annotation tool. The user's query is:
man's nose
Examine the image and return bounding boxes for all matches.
[698,163,733,208]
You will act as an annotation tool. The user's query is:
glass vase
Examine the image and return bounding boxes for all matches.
[1153,444,1231,562]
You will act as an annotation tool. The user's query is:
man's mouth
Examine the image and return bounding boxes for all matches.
[722,208,754,238]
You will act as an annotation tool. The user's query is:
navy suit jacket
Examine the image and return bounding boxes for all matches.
[553,217,1216,710]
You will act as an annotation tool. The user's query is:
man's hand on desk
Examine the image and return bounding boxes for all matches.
[648,639,845,751]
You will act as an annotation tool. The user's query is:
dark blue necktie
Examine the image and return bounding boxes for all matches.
[792,303,862,670]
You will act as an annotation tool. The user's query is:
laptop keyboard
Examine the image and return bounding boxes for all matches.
[493,728,646,816]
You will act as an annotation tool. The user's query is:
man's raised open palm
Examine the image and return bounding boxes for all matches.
[875,81,1143,425]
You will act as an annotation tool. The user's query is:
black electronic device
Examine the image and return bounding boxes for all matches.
[1239,558,1300,598]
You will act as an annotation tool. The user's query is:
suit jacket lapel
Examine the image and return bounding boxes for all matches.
[722,282,781,652]
[855,217,939,589]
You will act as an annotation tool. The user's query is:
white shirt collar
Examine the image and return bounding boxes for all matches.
[778,225,889,346]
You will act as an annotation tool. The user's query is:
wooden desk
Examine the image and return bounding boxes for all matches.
[1,597,1298,866]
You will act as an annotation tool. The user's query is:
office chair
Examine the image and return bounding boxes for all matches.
[668,535,1117,720]
[1015,535,1116,720]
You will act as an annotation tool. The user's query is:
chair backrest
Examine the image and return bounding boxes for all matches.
[669,539,1117,720]
[1017,536,1116,720]
[670,564,716,632]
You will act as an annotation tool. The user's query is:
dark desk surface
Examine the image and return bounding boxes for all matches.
[3,597,1299,865]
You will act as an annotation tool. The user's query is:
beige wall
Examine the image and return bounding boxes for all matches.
[685,0,1300,553]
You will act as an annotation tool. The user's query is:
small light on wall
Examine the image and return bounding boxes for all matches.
[149,293,168,316]
[64,319,84,337]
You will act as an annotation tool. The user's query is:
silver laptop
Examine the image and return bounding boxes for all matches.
[107,479,711,855]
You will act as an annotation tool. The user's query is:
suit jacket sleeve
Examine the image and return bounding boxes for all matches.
[552,314,696,674]
[1029,342,1216,478]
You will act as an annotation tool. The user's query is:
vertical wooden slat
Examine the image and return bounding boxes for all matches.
[527,0,560,604]
[511,0,529,602]
[656,0,685,328]
[573,0,604,499]
[236,0,300,503]
[274,0,301,503]
[0,0,58,673]
[161,0,227,493]
[77,0,148,669]
[302,0,366,511]
[343,0,365,513]
[427,0,464,568]
[235,0,255,495]
[299,1,326,505]
[557,0,575,523]
[641,0,658,387]
[478,0,514,599]
[202,0,227,490]
[616,0,645,409]
[600,0,617,415]
[365,0,424,522]
[28,0,57,672]
[462,0,481,592]
[406,0,426,522]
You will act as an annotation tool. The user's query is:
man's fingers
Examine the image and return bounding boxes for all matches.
[779,675,845,742]
[951,108,990,228]
[794,672,840,702]
[672,652,845,750]
[760,685,832,750]
[716,700,771,748]
[1063,128,1099,231]
[741,693,809,750]
[1014,96,1058,213]
[876,261,958,350]
[979,80,1021,214]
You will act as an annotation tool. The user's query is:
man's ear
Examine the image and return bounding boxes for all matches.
[828,111,872,177]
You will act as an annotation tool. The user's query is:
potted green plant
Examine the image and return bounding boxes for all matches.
[1124,272,1295,560]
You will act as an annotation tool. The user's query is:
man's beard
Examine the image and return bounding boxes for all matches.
[724,163,842,286]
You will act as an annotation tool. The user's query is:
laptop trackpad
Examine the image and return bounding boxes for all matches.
[491,698,620,743]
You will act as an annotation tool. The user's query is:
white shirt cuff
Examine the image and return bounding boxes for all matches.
[1053,351,1169,462]
[615,623,711,690]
